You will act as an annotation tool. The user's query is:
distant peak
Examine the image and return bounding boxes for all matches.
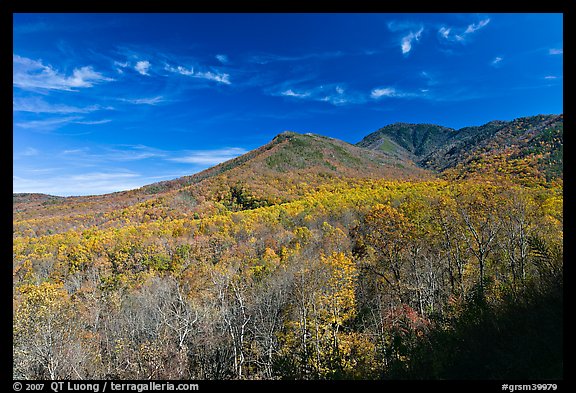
[271,130,297,141]
[277,130,298,136]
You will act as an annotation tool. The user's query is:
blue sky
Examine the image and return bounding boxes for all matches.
[13,13,563,196]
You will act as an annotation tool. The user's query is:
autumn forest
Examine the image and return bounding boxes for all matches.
[13,114,563,380]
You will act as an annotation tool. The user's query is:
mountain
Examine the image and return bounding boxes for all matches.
[357,114,563,182]
[142,130,429,198]
[12,114,564,380]
[356,123,456,162]
[13,193,64,205]
[13,114,563,237]
[13,130,430,236]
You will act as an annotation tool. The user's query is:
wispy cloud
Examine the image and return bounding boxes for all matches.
[544,75,558,80]
[277,82,426,105]
[60,144,165,162]
[165,64,231,84]
[401,27,424,54]
[277,84,364,106]
[62,148,88,155]
[114,60,129,68]
[549,48,563,55]
[370,85,429,100]
[387,21,424,55]
[13,97,110,114]
[15,116,112,130]
[119,96,166,105]
[165,64,194,76]
[167,147,247,165]
[280,89,311,98]
[106,145,165,161]
[370,87,398,99]
[15,116,81,130]
[438,17,491,44]
[75,119,112,125]
[195,71,231,84]
[438,27,451,39]
[13,54,114,91]
[135,60,151,75]
[464,19,491,34]
[114,60,129,74]
[216,54,229,64]
[491,56,503,66]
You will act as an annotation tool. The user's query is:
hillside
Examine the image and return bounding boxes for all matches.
[358,114,563,183]
[13,131,429,236]
[12,114,563,380]
[142,130,429,203]
[14,114,563,238]
[356,123,456,162]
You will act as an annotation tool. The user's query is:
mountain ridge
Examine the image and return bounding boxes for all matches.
[13,129,429,235]
[357,114,563,178]
[14,113,562,207]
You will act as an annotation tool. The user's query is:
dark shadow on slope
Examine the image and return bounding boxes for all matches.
[387,273,563,380]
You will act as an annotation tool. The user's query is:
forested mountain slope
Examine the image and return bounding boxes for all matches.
[13,131,429,236]
[13,114,563,380]
[358,114,563,183]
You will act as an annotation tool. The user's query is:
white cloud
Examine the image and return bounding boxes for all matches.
[13,54,113,91]
[13,98,106,114]
[60,145,164,162]
[549,48,563,55]
[119,96,165,105]
[195,71,231,84]
[165,64,195,76]
[15,116,81,129]
[491,56,503,66]
[279,85,361,105]
[320,96,353,105]
[75,119,112,125]
[438,18,491,44]
[114,60,129,74]
[401,27,424,54]
[438,26,451,39]
[465,18,490,34]
[370,86,428,100]
[371,87,397,99]
[134,60,151,75]
[216,54,229,63]
[62,148,88,155]
[114,61,129,68]
[168,148,247,166]
[105,147,163,161]
[544,75,558,80]
[281,89,311,98]
[387,21,424,54]
[165,64,231,84]
[15,116,111,130]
